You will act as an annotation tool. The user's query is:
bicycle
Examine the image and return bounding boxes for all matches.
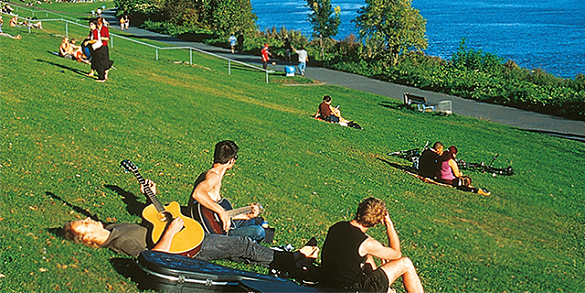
[456,154,514,176]
[388,144,514,176]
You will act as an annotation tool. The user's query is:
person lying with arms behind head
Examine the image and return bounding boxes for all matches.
[63,179,318,277]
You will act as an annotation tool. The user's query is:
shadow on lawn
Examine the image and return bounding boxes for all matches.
[45,191,102,238]
[37,56,88,77]
[109,257,146,288]
[376,157,417,173]
[104,185,147,218]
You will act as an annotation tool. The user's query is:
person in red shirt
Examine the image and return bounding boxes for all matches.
[261,43,272,69]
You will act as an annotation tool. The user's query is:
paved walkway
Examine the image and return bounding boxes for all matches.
[105,10,585,143]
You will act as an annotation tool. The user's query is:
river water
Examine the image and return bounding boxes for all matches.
[250,0,585,78]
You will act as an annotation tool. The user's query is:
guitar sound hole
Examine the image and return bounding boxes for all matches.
[158,211,173,223]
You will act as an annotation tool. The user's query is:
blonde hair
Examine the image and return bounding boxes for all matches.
[63,221,102,248]
[354,197,387,228]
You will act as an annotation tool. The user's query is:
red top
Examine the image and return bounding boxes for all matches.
[92,25,110,46]
[261,46,270,61]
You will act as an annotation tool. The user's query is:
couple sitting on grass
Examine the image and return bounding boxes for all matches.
[419,141,490,196]
[314,95,362,129]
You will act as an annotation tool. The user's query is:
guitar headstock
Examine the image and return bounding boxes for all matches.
[252,203,265,214]
[120,160,138,173]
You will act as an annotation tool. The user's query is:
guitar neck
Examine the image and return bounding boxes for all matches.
[227,206,256,218]
[133,171,165,213]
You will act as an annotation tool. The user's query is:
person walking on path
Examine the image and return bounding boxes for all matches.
[293,46,308,76]
[261,43,272,69]
[229,33,237,54]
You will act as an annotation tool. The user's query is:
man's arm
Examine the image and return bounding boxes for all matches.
[191,173,231,232]
[449,159,462,177]
[151,217,184,253]
[359,213,402,261]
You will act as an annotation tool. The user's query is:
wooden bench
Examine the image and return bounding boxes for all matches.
[403,92,436,112]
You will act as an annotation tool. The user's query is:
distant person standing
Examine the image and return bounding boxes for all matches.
[228,33,237,54]
[293,46,308,76]
[261,43,272,69]
[237,34,244,53]
[283,38,292,63]
[124,15,130,30]
[119,16,125,30]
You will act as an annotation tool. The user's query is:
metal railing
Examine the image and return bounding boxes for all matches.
[1,3,273,83]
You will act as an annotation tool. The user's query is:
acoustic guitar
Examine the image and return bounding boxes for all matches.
[121,160,204,257]
[191,198,264,235]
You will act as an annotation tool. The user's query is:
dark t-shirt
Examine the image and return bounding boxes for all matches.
[419,148,440,178]
[101,223,150,257]
[319,102,332,118]
[320,221,368,289]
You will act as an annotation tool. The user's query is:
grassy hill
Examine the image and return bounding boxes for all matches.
[1,11,584,292]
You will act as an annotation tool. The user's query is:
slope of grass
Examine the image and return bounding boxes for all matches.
[1,15,584,292]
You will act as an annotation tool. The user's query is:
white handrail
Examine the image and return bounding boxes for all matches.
[0,4,273,83]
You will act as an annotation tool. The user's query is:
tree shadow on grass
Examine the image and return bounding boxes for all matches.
[37,56,88,77]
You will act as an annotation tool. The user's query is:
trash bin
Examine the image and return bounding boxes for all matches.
[285,66,295,77]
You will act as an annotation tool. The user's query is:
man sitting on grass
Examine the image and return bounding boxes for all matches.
[418,141,444,179]
[320,197,424,292]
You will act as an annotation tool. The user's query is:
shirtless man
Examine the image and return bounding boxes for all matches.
[188,140,265,242]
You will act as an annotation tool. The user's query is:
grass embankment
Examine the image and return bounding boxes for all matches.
[1,13,584,292]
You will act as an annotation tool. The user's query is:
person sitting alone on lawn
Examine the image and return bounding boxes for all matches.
[314,95,351,126]
[320,197,424,292]
[436,146,490,196]
[418,142,444,179]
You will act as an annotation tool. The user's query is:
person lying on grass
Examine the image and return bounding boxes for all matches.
[0,17,21,39]
[320,197,424,293]
[63,216,318,278]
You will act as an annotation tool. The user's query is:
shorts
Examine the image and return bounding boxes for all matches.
[360,267,389,293]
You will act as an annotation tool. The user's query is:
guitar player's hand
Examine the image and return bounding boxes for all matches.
[167,217,184,236]
[219,210,231,232]
[141,179,157,195]
[246,205,260,219]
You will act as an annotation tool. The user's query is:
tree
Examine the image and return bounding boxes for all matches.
[203,0,257,36]
[353,0,427,65]
[306,0,341,58]
[307,0,341,39]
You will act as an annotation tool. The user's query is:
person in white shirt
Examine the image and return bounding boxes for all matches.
[293,46,309,76]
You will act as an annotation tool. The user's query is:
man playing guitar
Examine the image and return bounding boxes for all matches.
[188,140,265,242]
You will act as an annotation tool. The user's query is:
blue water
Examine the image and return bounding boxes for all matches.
[250,0,585,78]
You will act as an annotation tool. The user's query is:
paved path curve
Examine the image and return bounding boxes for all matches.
[104,10,585,143]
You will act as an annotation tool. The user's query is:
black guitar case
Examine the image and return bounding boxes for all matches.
[136,250,315,292]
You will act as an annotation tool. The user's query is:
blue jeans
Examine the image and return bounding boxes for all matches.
[195,234,274,266]
[298,62,306,75]
[229,219,265,242]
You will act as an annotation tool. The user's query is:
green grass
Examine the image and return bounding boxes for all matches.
[1,12,585,292]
